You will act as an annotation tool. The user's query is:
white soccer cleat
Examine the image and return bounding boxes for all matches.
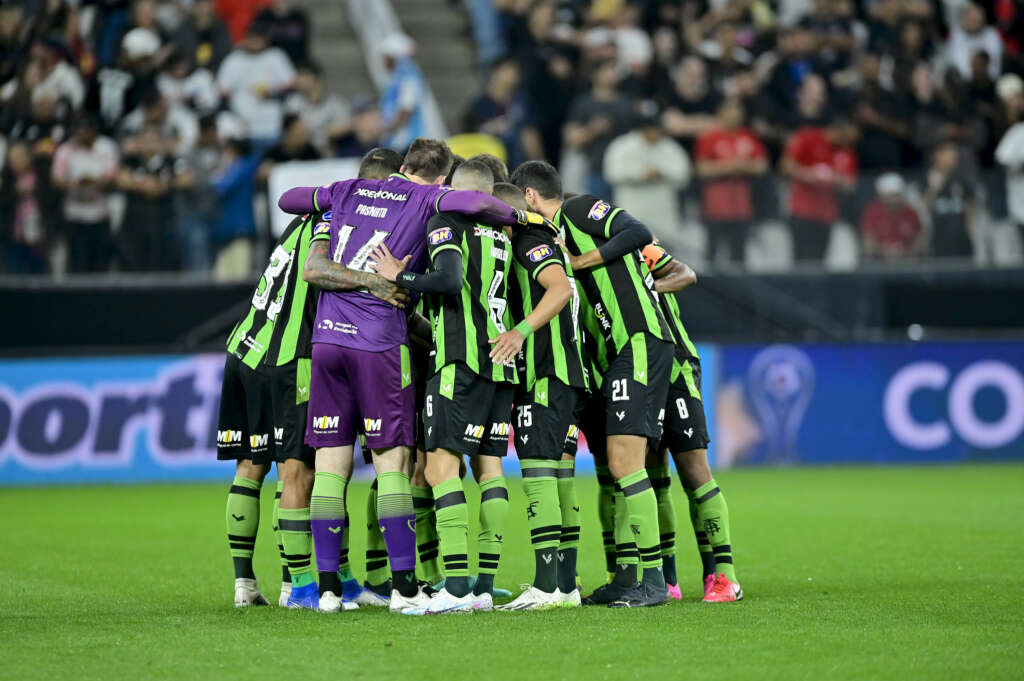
[555,588,582,608]
[318,591,358,613]
[278,582,292,608]
[353,587,390,607]
[402,588,474,615]
[497,586,563,611]
[234,578,270,607]
[389,588,432,614]
[471,591,493,612]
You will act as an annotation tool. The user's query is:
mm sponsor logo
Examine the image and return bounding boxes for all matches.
[249,433,268,449]
[464,424,485,439]
[565,424,579,439]
[313,415,339,430]
[527,244,552,262]
[355,204,388,218]
[429,227,453,245]
[273,427,284,442]
[490,422,510,437]
[363,417,382,433]
[217,430,243,445]
[354,188,408,201]
[588,200,611,221]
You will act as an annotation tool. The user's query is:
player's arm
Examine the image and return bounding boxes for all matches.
[407,311,433,349]
[278,180,352,214]
[489,263,572,364]
[436,190,545,229]
[563,209,652,271]
[652,258,696,293]
[371,244,463,295]
[302,240,409,307]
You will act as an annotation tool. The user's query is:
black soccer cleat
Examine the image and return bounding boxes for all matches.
[582,580,640,605]
[608,580,670,608]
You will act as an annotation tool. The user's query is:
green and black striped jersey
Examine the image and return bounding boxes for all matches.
[227,214,320,369]
[643,242,699,366]
[423,213,518,384]
[554,195,671,374]
[508,225,589,391]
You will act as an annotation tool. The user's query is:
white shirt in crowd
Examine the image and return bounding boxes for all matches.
[946,24,1003,79]
[995,122,1024,225]
[217,47,296,140]
[34,61,85,109]
[120,103,200,154]
[603,130,692,236]
[158,69,219,114]
[51,136,120,223]
[285,92,351,152]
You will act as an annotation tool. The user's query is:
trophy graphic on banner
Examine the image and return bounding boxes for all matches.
[746,345,816,464]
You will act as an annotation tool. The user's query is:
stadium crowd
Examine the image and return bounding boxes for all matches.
[2,0,1024,275]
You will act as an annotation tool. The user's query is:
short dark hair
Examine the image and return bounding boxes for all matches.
[468,153,509,183]
[444,154,465,185]
[451,158,494,193]
[492,182,526,210]
[402,137,454,180]
[359,147,403,179]
[510,160,562,200]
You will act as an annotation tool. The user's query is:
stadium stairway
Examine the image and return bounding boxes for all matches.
[294,0,375,99]
[388,0,481,132]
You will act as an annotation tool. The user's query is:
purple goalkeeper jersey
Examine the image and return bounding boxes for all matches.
[310,173,450,351]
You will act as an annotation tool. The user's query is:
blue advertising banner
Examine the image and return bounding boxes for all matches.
[714,341,1024,467]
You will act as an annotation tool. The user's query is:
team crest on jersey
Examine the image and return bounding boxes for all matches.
[527,244,553,262]
[588,200,611,221]
[429,227,454,245]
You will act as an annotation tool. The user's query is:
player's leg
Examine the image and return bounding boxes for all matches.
[278,456,316,606]
[362,478,391,594]
[580,396,616,580]
[372,446,421,604]
[411,451,442,587]
[646,448,679,598]
[556,452,581,602]
[271,478,289,601]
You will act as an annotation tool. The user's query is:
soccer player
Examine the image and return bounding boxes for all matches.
[511,160,674,608]
[279,138,536,613]
[642,241,742,602]
[485,182,589,611]
[371,159,519,615]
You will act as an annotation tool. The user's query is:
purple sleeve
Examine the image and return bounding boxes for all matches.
[436,190,519,226]
[278,186,318,214]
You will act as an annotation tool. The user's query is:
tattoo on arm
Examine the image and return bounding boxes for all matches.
[303,240,383,291]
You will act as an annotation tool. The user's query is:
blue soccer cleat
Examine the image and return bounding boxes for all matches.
[286,582,320,609]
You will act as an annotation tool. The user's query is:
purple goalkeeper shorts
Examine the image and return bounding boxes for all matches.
[305,342,416,450]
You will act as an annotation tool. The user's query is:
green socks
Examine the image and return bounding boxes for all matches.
[619,469,663,586]
[226,475,261,579]
[649,465,677,585]
[365,479,390,586]
[686,487,717,579]
[596,465,616,577]
[272,480,289,583]
[432,477,470,597]
[412,484,441,584]
[521,460,561,593]
[556,458,580,594]
[475,476,509,596]
[612,486,638,585]
[693,478,736,581]
[278,507,314,587]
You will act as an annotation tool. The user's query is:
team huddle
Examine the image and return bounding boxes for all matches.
[217,138,741,614]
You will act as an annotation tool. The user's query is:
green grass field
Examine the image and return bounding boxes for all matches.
[3,465,1022,681]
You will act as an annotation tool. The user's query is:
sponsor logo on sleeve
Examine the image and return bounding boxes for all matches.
[314,222,331,235]
[527,244,553,262]
[429,227,454,245]
[588,200,611,221]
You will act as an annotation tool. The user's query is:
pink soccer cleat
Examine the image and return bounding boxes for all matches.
[667,583,682,600]
[703,574,716,599]
[703,574,743,603]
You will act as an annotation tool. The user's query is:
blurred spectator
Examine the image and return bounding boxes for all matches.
[659,56,719,154]
[462,57,544,168]
[994,74,1024,242]
[157,51,219,115]
[781,122,858,262]
[120,90,199,156]
[217,22,296,144]
[87,27,161,133]
[946,3,1003,79]
[785,73,833,130]
[379,33,444,151]
[892,21,934,91]
[0,5,29,87]
[0,141,47,273]
[694,98,769,264]
[334,100,385,158]
[763,25,824,117]
[907,64,985,178]
[51,116,120,273]
[172,0,232,72]
[285,63,351,155]
[211,139,260,279]
[923,140,976,258]
[174,114,223,272]
[803,0,858,75]
[215,0,270,44]
[859,173,925,260]
[117,124,176,271]
[29,39,85,112]
[257,113,321,185]
[852,53,909,174]
[253,0,310,67]
[700,22,754,94]
[564,58,636,195]
[603,108,691,239]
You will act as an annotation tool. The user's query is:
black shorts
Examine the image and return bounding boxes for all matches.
[512,378,583,461]
[412,342,431,452]
[601,332,672,440]
[563,390,605,461]
[217,354,314,466]
[422,362,515,457]
[659,359,711,453]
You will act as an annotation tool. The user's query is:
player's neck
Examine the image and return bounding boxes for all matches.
[535,197,562,221]
[403,172,435,186]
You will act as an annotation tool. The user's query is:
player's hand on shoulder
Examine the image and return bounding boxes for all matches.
[368,244,410,283]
